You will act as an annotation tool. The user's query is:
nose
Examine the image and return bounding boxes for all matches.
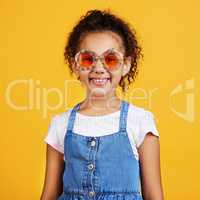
[92,58,107,74]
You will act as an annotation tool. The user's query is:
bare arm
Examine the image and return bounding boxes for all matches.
[138,132,164,200]
[40,144,65,200]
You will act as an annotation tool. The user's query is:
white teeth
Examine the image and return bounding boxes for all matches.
[90,78,110,85]
[96,79,105,82]
[94,79,107,83]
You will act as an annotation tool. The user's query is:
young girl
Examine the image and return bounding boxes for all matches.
[40,9,164,200]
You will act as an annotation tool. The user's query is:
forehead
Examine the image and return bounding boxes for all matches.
[78,31,125,55]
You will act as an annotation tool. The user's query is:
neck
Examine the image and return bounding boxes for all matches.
[82,89,121,111]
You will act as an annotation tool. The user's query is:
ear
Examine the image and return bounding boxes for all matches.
[122,56,131,76]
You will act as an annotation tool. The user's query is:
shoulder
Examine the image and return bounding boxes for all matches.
[48,109,72,137]
[126,102,159,147]
[44,108,73,154]
[49,108,73,129]
[127,102,158,127]
[127,102,154,121]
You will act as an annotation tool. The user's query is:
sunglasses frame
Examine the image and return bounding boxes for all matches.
[74,48,125,71]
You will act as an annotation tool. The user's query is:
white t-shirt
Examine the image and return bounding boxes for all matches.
[44,103,160,160]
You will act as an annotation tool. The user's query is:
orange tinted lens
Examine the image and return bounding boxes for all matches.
[78,52,94,69]
[104,53,120,70]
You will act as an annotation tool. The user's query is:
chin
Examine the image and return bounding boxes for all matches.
[89,88,109,98]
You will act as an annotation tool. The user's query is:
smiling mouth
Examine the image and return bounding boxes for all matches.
[89,77,111,86]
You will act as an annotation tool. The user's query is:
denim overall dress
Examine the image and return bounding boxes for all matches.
[58,100,143,200]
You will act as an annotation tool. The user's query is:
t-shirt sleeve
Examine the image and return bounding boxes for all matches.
[137,110,160,147]
[44,115,64,154]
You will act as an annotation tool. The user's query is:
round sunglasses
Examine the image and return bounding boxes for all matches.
[74,48,125,71]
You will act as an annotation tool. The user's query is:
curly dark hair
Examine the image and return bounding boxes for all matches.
[64,9,143,92]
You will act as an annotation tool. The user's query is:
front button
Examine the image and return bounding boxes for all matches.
[90,140,96,147]
[88,163,94,170]
[88,191,95,197]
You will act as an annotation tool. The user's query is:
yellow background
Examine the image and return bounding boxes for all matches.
[1,0,199,199]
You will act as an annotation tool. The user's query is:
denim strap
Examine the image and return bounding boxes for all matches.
[119,100,129,132]
[67,103,81,132]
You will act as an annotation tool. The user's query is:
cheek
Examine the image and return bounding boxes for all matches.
[79,71,89,82]
[111,71,123,83]
[113,77,122,86]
